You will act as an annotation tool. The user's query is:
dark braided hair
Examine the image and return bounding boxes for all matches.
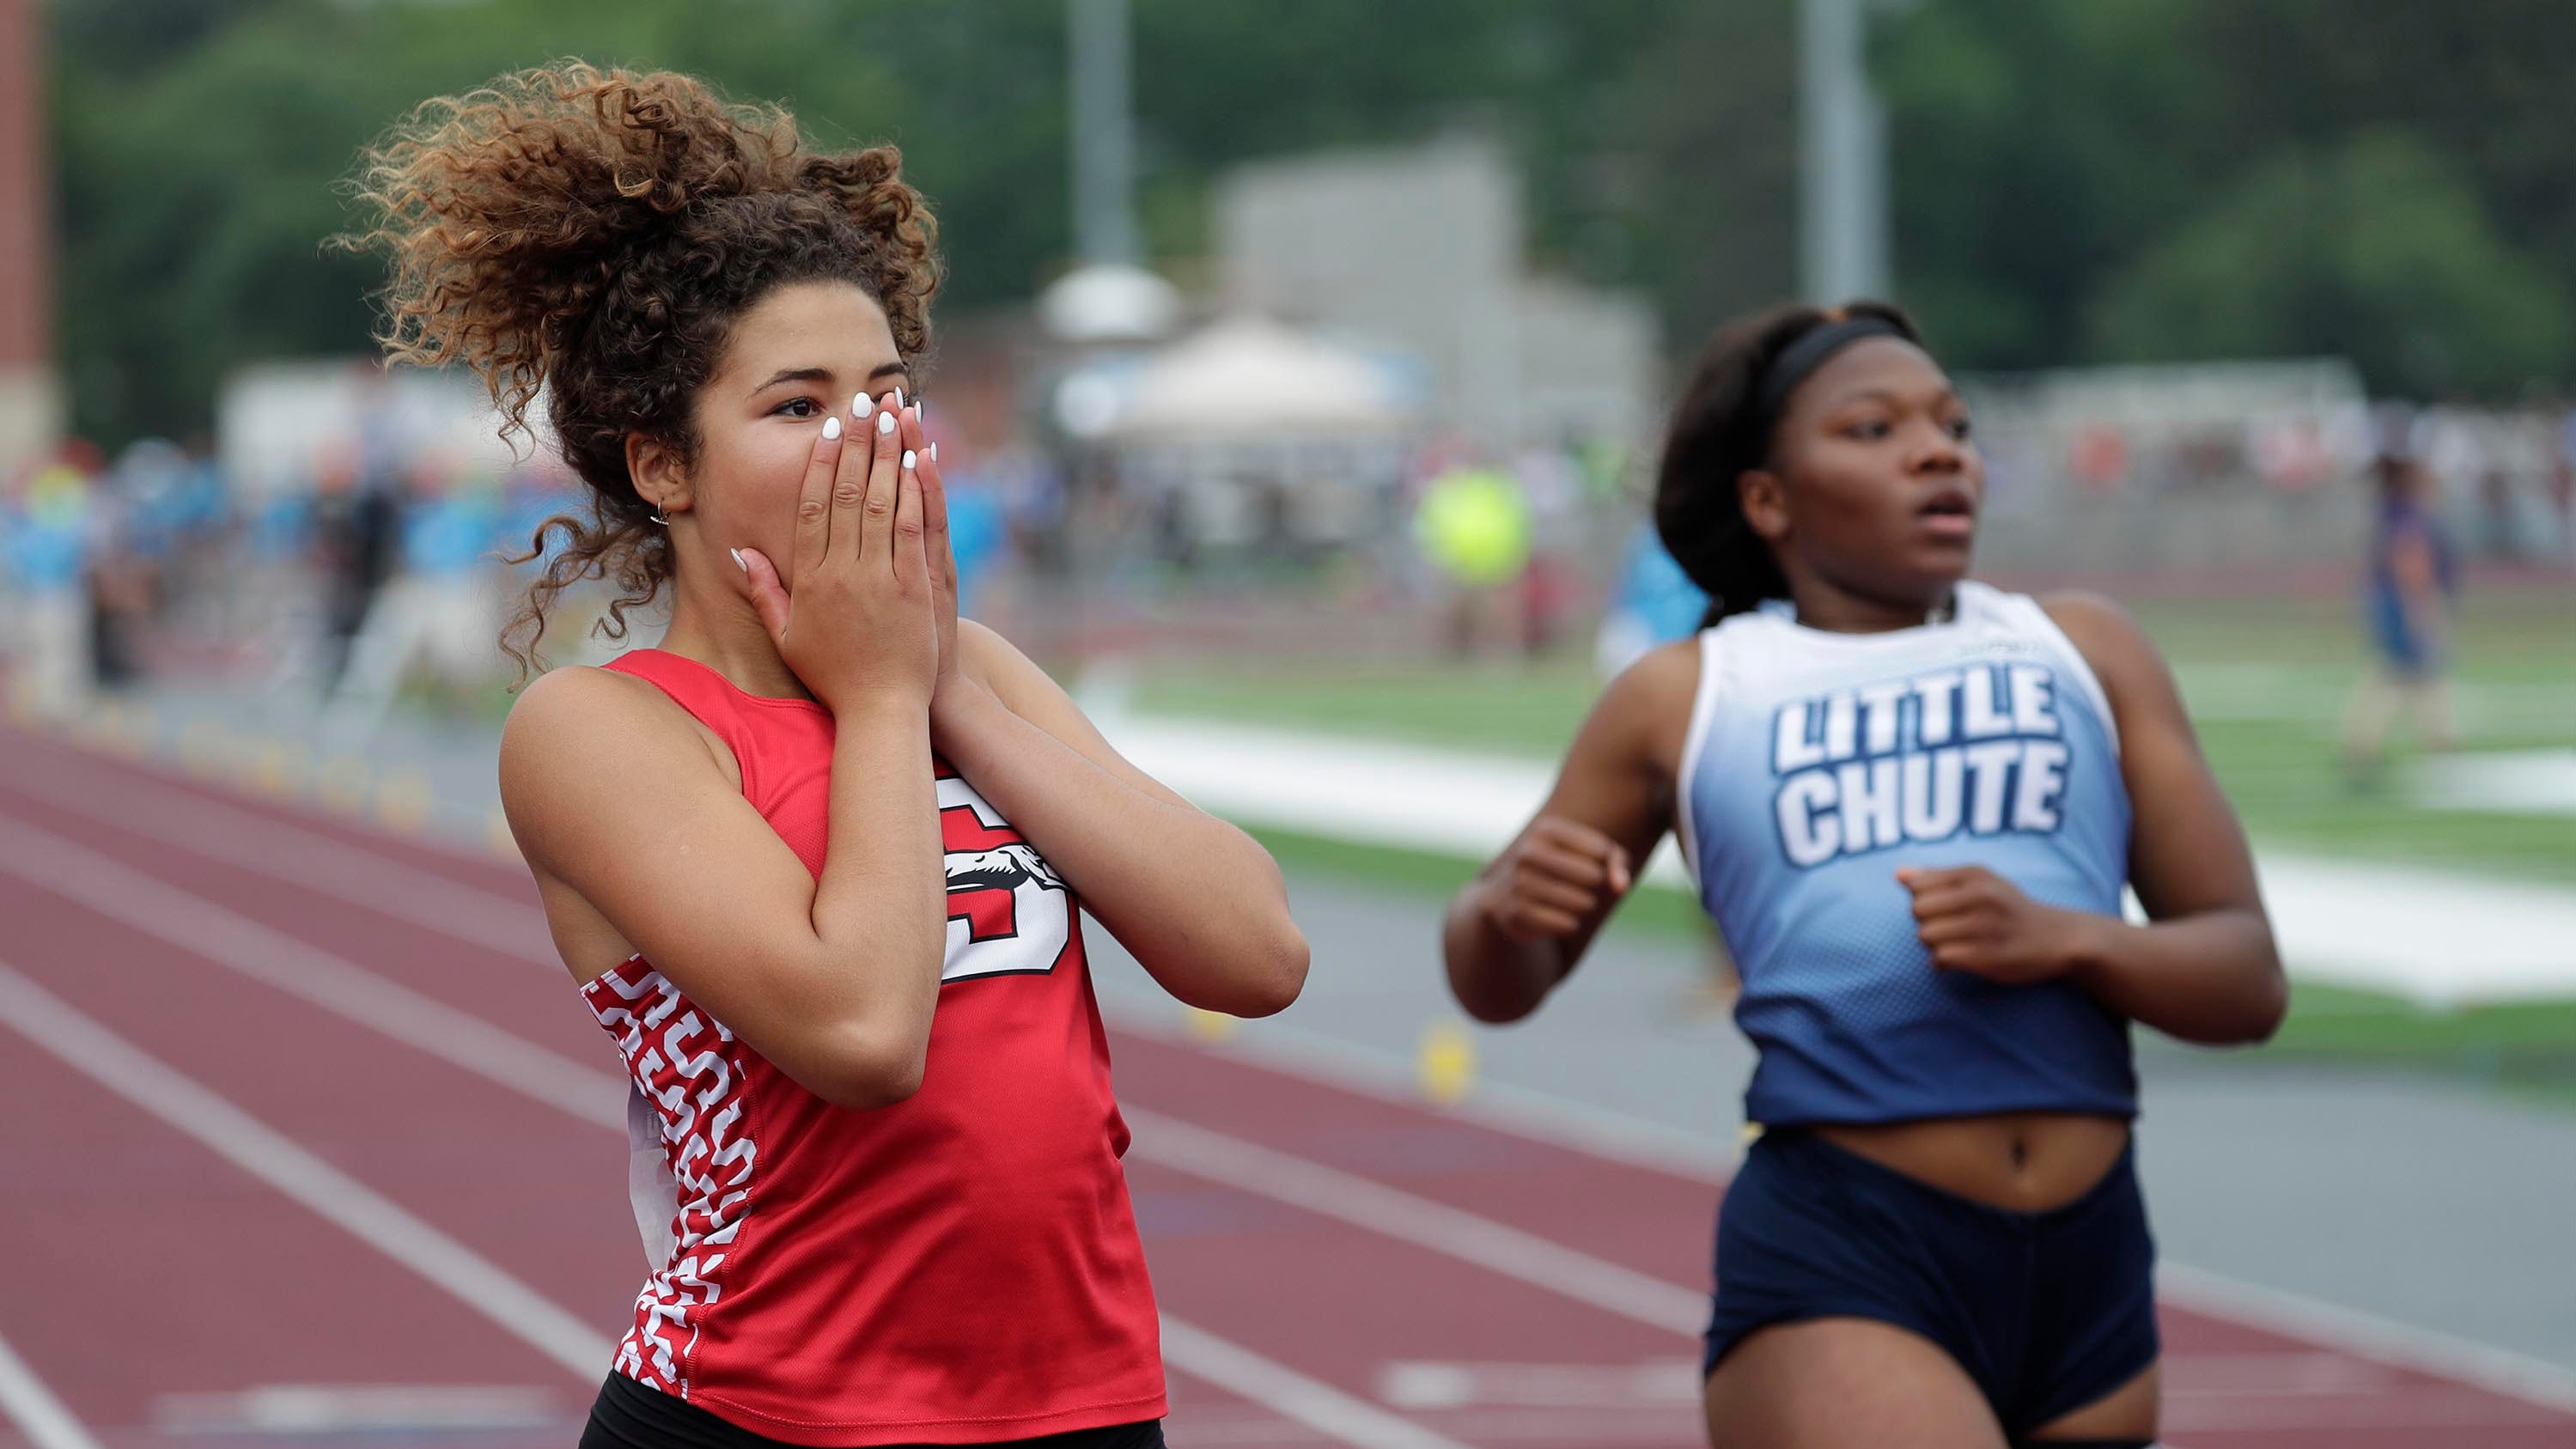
[337,63,941,677]
[1653,301,1922,624]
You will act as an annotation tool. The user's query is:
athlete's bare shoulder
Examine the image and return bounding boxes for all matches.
[497,665,734,872]
[1585,635,1703,786]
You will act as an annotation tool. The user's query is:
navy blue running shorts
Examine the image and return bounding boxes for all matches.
[1704,1127,2159,1435]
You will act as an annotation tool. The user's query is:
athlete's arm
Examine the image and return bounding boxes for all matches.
[1956,592,2285,1044]
[505,413,948,1110]
[1441,640,1694,1023]
[930,621,1308,1017]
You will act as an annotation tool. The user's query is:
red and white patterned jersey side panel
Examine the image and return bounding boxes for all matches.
[581,955,757,1400]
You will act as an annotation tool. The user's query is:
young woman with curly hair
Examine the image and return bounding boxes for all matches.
[342,64,1308,1449]
[1443,302,2287,1449]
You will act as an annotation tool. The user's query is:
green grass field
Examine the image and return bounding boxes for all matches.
[1130,589,2576,884]
[1129,588,2576,1107]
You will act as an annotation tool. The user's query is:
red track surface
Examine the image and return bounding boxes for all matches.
[2,723,2570,1449]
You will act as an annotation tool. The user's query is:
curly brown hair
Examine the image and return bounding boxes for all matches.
[338,61,941,673]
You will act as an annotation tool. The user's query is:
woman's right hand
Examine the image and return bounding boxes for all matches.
[1480,814,1633,941]
[739,397,937,712]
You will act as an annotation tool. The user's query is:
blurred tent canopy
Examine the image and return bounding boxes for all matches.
[1111,315,1409,442]
[1038,263,1185,344]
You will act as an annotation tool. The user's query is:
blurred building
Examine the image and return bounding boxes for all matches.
[1215,135,1660,456]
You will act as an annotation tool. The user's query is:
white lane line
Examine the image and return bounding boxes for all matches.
[3,797,1707,1339]
[0,756,555,959]
[0,1328,104,1449]
[0,957,613,1379]
[0,818,624,1132]
[0,822,1476,1449]
[2157,1263,2576,1414]
[1158,1318,1476,1449]
[19,746,2576,1414]
[1125,1108,1706,1335]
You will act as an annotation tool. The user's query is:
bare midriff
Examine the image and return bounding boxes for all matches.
[1812,1111,2131,1213]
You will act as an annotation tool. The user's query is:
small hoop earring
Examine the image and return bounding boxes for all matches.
[646,506,672,527]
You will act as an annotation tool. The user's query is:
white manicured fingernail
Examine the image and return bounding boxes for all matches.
[730,548,746,572]
[878,410,895,435]
[901,449,917,471]
[892,387,904,407]
[853,393,873,418]
[822,414,842,441]
[914,398,925,422]
[928,441,938,462]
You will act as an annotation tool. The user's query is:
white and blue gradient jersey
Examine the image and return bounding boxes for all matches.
[1677,581,2137,1126]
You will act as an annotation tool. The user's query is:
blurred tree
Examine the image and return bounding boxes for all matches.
[43,0,2575,446]
[2091,132,2573,398]
[1875,0,2576,391]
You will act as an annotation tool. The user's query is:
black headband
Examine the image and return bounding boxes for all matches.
[1755,315,1907,419]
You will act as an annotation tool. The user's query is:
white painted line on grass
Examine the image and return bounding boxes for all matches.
[0,957,612,1379]
[0,1328,103,1449]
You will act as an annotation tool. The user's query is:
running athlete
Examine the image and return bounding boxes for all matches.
[344,64,1308,1448]
[1441,302,2287,1449]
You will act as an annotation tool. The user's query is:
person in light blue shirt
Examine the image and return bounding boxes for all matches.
[1445,301,2287,1449]
[1593,521,1712,679]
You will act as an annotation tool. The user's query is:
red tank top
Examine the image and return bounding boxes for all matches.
[579,648,1165,1444]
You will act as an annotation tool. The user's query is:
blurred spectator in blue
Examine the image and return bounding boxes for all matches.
[1594,519,1711,679]
[2341,406,2461,781]
[1,442,104,716]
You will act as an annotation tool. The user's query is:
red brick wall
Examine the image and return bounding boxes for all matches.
[0,0,53,370]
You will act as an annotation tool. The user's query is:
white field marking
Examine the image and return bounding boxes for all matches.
[2416,748,2576,819]
[0,753,556,959]
[23,740,2576,1414]
[1123,1107,1707,1335]
[0,1328,104,1449]
[1376,1359,1701,1409]
[0,817,624,1132]
[152,1385,561,1434]
[0,958,612,1379]
[1156,1318,1477,1449]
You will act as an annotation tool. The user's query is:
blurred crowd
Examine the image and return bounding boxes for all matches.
[4,385,2572,730]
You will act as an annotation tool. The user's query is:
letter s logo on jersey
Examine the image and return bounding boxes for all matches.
[935,769,1076,983]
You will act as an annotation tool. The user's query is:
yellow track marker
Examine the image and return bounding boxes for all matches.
[1181,1006,1238,1044]
[376,770,435,833]
[1416,1019,1476,1105]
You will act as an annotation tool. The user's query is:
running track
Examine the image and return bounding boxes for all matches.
[1,723,2571,1448]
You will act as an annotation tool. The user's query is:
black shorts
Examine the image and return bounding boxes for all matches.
[578,1372,1166,1449]
[1703,1128,2159,1436]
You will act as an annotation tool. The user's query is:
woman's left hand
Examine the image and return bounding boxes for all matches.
[892,400,966,716]
[1897,865,2098,985]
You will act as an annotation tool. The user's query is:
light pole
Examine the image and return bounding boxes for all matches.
[1799,0,1893,305]
[1068,0,1140,268]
